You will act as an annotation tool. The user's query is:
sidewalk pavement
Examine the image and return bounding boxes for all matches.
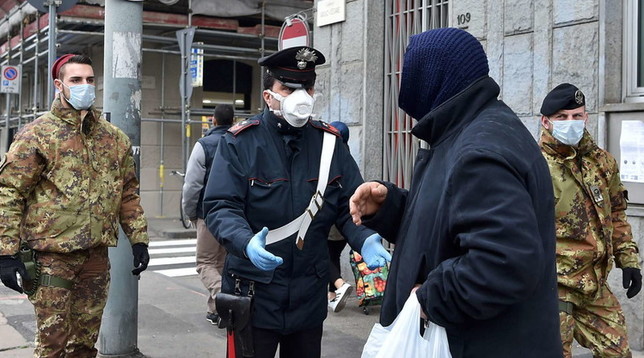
[0,218,643,357]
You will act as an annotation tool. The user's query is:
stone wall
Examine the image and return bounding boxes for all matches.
[313,0,384,182]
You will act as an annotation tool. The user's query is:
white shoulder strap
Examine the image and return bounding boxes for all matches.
[265,131,336,247]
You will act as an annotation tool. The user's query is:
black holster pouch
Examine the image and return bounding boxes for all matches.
[18,242,38,294]
[216,278,254,357]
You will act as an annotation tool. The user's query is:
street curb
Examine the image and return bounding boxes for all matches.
[161,229,196,239]
[0,312,29,353]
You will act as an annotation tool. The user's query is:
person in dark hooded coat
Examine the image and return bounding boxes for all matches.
[349,28,563,357]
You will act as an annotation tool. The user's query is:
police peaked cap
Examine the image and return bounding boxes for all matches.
[540,83,586,116]
[259,46,326,88]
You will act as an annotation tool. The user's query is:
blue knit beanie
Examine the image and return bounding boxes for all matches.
[399,28,489,119]
[329,121,349,144]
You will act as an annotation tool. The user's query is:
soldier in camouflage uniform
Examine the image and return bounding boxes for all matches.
[539,83,642,358]
[0,54,150,357]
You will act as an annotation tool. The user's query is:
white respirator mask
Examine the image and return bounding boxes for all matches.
[265,88,316,128]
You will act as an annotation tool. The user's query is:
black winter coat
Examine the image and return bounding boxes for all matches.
[203,110,373,334]
[365,77,563,357]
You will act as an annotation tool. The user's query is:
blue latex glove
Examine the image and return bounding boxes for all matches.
[361,234,392,269]
[245,227,283,271]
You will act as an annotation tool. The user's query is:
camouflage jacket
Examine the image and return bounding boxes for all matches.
[540,129,640,299]
[0,98,148,255]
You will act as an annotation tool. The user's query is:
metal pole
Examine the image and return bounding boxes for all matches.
[159,53,165,217]
[99,0,144,356]
[232,60,237,107]
[180,31,187,173]
[4,94,10,152]
[18,19,24,129]
[4,36,11,152]
[260,1,266,107]
[47,0,57,105]
[33,16,40,115]
[188,0,192,27]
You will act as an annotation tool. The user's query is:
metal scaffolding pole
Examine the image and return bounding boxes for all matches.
[260,0,266,107]
[98,0,144,356]
[4,35,11,152]
[18,19,24,129]
[47,0,58,105]
[33,17,40,115]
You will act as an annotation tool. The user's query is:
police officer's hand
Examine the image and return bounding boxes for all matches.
[350,182,387,225]
[0,255,29,293]
[360,234,392,270]
[245,227,283,271]
[131,243,150,275]
[622,267,642,298]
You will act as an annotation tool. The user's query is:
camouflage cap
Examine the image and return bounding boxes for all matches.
[540,83,586,116]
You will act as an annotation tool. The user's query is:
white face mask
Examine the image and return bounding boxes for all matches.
[548,119,585,146]
[265,88,315,127]
[61,82,96,110]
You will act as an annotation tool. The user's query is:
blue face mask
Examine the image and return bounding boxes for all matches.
[62,83,95,110]
[549,119,585,146]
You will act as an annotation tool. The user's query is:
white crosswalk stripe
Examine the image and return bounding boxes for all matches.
[148,239,197,277]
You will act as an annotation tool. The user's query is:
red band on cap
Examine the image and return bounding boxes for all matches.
[51,54,75,81]
[275,66,315,73]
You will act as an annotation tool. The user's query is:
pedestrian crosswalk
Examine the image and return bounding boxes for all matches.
[148,239,198,277]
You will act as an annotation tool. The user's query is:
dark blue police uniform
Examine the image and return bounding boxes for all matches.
[203,109,374,335]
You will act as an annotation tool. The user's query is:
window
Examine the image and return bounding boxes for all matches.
[383,0,449,188]
[624,0,644,101]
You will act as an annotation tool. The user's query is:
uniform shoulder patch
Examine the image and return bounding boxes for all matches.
[227,119,260,136]
[310,120,341,137]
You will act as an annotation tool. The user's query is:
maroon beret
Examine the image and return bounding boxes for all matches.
[51,54,75,81]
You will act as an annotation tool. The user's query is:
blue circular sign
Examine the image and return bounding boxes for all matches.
[3,67,18,81]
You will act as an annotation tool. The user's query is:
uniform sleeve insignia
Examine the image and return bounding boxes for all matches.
[227,119,260,136]
[310,120,340,137]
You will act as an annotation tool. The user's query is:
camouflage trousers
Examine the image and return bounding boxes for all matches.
[28,246,110,358]
[559,284,631,358]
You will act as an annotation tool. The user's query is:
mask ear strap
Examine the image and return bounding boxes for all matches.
[264,90,284,117]
[56,80,72,102]
[265,90,284,102]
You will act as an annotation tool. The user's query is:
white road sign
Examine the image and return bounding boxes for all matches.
[1,65,20,94]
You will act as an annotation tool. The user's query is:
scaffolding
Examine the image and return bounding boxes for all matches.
[0,0,314,217]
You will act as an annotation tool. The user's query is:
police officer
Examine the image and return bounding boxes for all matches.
[0,54,149,357]
[203,46,391,358]
[539,83,642,358]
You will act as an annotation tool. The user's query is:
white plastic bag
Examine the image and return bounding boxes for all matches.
[361,293,452,358]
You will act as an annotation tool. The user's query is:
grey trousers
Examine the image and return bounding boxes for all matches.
[196,218,227,313]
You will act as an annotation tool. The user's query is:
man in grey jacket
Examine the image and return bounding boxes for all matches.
[182,104,234,324]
